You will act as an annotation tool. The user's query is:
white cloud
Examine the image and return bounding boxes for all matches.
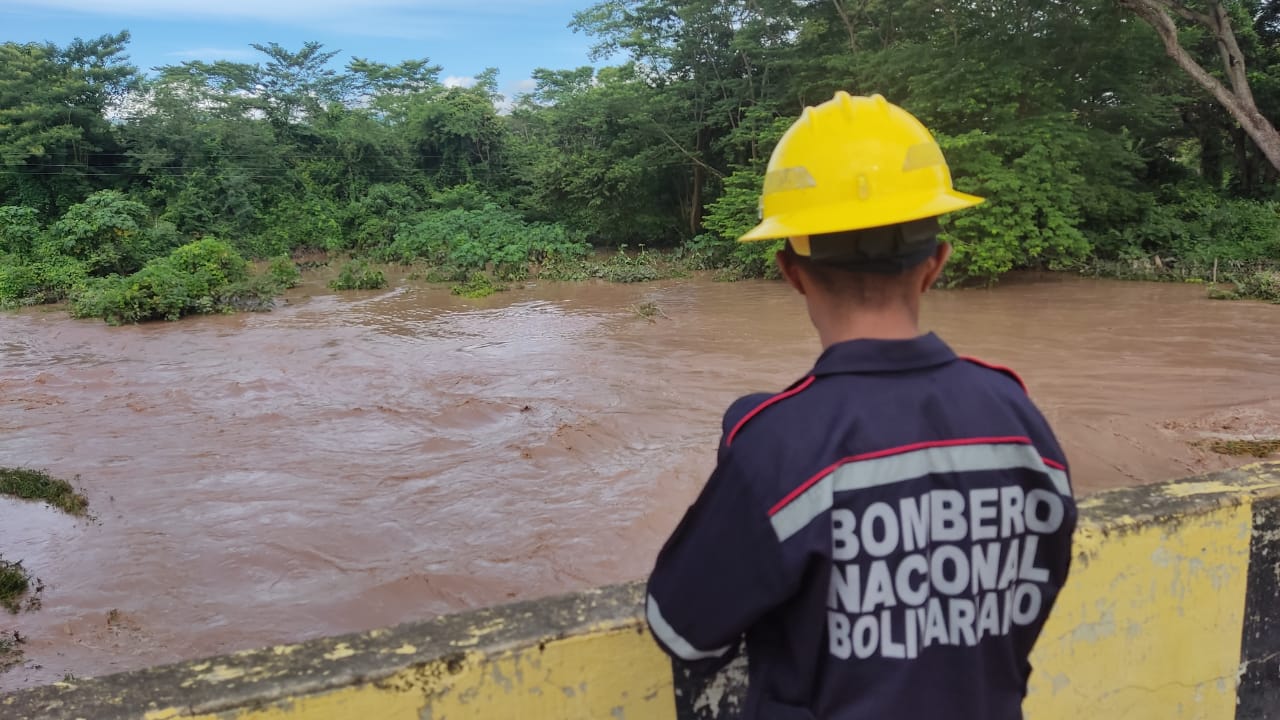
[513,78,537,92]
[443,75,476,89]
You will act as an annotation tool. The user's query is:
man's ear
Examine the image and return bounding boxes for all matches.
[776,245,807,296]
[919,242,952,293]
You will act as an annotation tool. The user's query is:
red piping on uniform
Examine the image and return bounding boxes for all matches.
[961,356,1028,393]
[1043,458,1066,471]
[725,375,817,447]
[767,435,1039,517]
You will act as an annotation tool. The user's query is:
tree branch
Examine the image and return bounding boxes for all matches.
[1118,0,1280,170]
[654,124,725,180]
[1160,0,1213,28]
[1122,1,1242,113]
[831,0,858,50]
[1208,1,1255,105]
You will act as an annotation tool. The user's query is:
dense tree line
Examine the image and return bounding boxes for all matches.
[2,0,1279,317]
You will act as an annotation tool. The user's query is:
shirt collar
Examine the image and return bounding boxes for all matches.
[810,332,957,376]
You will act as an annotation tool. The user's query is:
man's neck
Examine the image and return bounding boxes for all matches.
[811,307,921,350]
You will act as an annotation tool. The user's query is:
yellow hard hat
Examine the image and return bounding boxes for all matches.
[739,92,983,249]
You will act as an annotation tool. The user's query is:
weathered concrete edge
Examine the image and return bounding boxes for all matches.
[4,462,1279,719]
[2,583,651,719]
[1073,462,1280,534]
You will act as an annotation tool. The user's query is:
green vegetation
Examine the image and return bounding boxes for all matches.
[1201,438,1280,457]
[267,256,302,289]
[69,239,286,324]
[451,271,504,298]
[1237,271,1280,303]
[1206,269,1280,303]
[2,5,1279,307]
[0,467,89,516]
[0,557,35,614]
[329,259,388,291]
[595,246,668,284]
[379,202,588,282]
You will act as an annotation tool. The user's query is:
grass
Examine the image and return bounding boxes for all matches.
[0,557,32,614]
[1200,438,1280,458]
[0,467,89,516]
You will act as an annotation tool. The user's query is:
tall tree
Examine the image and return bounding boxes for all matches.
[0,31,138,214]
[1119,0,1280,170]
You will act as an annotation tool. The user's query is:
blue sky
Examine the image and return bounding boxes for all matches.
[2,0,605,99]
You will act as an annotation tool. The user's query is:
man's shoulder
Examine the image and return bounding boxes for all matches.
[721,376,818,448]
[956,354,1029,395]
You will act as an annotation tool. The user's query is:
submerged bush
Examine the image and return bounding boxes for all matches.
[1233,270,1280,303]
[70,238,280,324]
[0,467,89,516]
[0,557,30,614]
[267,255,301,289]
[329,259,387,291]
[380,205,588,280]
[451,271,503,298]
[595,245,665,283]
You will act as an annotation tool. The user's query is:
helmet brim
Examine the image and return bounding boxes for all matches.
[738,190,985,244]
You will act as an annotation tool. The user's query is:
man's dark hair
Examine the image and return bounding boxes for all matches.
[785,218,940,308]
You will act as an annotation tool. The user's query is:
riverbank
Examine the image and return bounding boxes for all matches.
[1,274,1277,689]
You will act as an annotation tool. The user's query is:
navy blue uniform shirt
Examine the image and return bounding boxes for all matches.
[646,333,1077,720]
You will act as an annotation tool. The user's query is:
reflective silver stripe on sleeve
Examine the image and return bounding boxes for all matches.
[645,593,732,661]
[1044,465,1070,496]
[769,442,1071,542]
[769,474,836,546]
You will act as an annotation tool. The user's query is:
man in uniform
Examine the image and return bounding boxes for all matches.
[645,92,1077,720]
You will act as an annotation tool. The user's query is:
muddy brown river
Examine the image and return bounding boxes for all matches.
[1,273,1278,690]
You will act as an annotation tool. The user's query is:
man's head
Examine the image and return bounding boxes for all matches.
[776,233,951,310]
[737,91,982,342]
[775,220,952,341]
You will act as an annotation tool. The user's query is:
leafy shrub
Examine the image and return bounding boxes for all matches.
[219,274,285,312]
[267,255,301,289]
[429,184,495,211]
[596,245,664,283]
[939,121,1092,285]
[166,237,250,285]
[536,254,593,281]
[695,168,783,279]
[1237,270,1280,303]
[1090,184,1280,268]
[345,183,421,251]
[0,556,31,614]
[0,206,42,256]
[329,259,387,291]
[380,205,588,281]
[50,190,155,276]
[258,195,345,255]
[0,255,89,307]
[70,239,272,324]
[451,271,503,298]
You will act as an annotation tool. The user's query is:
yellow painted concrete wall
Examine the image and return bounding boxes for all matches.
[151,627,676,720]
[5,462,1279,720]
[1026,499,1252,719]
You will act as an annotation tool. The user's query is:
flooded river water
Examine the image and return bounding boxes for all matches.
[2,273,1278,689]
